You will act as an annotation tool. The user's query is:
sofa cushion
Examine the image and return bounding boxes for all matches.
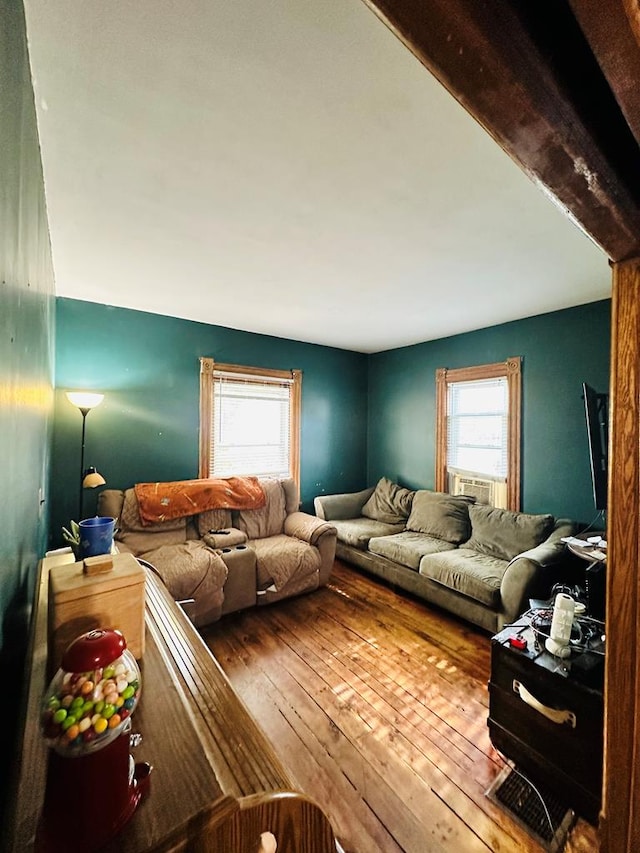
[115,527,187,556]
[255,541,321,605]
[361,477,414,524]
[420,549,508,608]
[466,504,554,562]
[237,478,286,539]
[140,541,228,627]
[251,534,321,591]
[406,491,474,544]
[369,531,457,570]
[332,517,406,550]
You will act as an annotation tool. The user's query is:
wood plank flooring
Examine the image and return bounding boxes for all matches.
[200,561,599,853]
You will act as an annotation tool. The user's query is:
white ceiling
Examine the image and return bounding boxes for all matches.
[24,0,611,354]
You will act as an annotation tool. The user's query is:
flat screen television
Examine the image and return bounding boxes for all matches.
[582,382,609,512]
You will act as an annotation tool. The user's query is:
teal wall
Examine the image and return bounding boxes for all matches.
[1,0,56,825]
[52,297,611,548]
[367,300,611,524]
[51,299,369,545]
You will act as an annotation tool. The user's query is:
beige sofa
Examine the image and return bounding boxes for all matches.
[314,477,576,633]
[98,477,337,628]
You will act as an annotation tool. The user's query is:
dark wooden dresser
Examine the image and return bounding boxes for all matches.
[488,609,604,826]
[4,553,339,853]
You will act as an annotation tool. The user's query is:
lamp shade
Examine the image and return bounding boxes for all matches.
[66,391,104,411]
[82,467,106,488]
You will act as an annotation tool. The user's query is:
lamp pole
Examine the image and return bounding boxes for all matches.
[66,391,105,522]
[78,407,90,521]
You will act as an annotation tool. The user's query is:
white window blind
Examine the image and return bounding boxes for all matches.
[447,377,508,478]
[211,372,292,478]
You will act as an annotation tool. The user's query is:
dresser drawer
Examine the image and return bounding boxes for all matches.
[492,644,602,723]
[488,634,603,825]
[488,680,602,787]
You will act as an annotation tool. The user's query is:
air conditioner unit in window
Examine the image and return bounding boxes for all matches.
[448,471,508,508]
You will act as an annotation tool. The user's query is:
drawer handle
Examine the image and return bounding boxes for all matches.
[512,680,576,728]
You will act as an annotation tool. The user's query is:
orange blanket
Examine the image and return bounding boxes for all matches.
[134,476,265,524]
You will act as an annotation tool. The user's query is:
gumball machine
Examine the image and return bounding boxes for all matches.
[39,629,151,852]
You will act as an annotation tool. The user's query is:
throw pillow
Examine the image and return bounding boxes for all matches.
[361,477,414,524]
[406,491,474,544]
[466,504,554,562]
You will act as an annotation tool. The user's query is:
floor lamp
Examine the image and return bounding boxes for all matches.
[66,391,106,520]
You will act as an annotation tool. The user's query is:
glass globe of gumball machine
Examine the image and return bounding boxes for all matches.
[39,628,152,852]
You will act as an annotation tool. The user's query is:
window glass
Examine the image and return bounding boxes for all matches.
[213,377,290,478]
[447,378,508,478]
[199,358,301,485]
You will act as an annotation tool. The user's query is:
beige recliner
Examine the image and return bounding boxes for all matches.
[235,477,337,605]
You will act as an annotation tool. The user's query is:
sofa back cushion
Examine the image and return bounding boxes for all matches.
[280,477,300,515]
[101,488,186,555]
[197,508,234,537]
[361,477,414,524]
[237,477,287,539]
[98,489,126,522]
[466,504,554,561]
[406,491,474,544]
[119,488,186,532]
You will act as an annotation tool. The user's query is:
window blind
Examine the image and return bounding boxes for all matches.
[447,377,508,478]
[211,373,292,478]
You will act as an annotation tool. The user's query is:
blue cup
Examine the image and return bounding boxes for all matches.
[79,517,115,558]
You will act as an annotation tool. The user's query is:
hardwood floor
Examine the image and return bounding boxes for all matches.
[200,561,599,853]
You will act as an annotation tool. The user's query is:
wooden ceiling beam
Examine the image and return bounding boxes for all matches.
[568,0,640,149]
[361,0,640,262]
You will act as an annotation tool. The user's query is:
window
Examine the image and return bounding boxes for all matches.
[435,358,521,510]
[199,358,301,484]
[447,377,508,477]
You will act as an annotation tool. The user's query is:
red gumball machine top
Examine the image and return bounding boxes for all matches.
[41,628,141,756]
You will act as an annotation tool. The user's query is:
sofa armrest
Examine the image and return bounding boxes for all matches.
[500,518,577,624]
[285,511,337,546]
[500,557,543,626]
[202,528,247,549]
[313,487,375,521]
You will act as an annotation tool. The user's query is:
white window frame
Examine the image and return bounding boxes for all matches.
[435,357,522,511]
[199,357,301,486]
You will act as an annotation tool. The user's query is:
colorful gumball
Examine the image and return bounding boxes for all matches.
[41,629,141,756]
